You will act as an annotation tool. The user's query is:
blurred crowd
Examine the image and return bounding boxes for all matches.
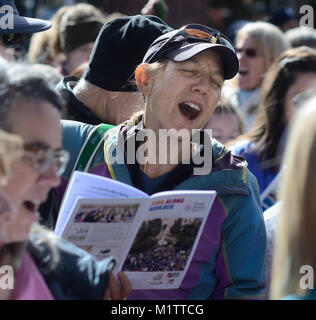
[1,0,316,301]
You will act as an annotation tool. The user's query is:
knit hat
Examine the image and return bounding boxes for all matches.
[83,14,173,92]
[58,4,105,53]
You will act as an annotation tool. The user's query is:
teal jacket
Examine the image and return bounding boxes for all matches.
[283,290,316,300]
[57,119,266,300]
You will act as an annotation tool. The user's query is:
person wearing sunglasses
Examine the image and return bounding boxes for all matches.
[0,0,51,60]
[223,21,289,130]
[230,46,316,196]
[57,23,266,300]
[229,46,316,298]
[0,62,131,300]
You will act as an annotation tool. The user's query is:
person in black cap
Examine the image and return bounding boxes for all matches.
[0,0,51,60]
[54,23,266,300]
[57,14,173,125]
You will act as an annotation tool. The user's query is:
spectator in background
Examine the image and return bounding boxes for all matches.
[0,0,51,61]
[49,3,106,75]
[270,96,316,300]
[230,46,316,195]
[285,26,316,49]
[28,30,54,66]
[266,7,298,32]
[68,12,127,79]
[225,19,250,45]
[28,6,68,67]
[141,0,169,22]
[223,21,289,130]
[56,15,172,125]
[204,99,245,145]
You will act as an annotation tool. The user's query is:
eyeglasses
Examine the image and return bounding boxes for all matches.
[23,142,70,177]
[147,23,235,63]
[0,33,28,48]
[236,47,261,58]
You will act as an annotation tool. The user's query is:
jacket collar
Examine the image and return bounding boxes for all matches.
[103,120,249,196]
[56,76,103,125]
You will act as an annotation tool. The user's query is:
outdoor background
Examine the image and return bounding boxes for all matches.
[14,0,316,36]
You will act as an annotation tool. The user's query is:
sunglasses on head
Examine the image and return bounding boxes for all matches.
[147,23,235,63]
[236,47,260,58]
[0,33,28,48]
[23,142,70,177]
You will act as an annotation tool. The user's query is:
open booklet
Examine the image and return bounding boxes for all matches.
[55,171,216,290]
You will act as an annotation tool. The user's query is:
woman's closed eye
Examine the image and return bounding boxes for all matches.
[180,67,197,75]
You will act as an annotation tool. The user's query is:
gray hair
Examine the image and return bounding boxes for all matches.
[0,62,64,131]
[285,27,316,49]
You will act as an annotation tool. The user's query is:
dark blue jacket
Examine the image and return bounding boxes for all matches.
[29,233,114,300]
[230,140,277,194]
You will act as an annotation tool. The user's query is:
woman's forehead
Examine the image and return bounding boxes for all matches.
[8,100,61,143]
[186,51,224,76]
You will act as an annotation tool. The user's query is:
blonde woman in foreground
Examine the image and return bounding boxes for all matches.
[271,95,316,300]
[0,130,23,223]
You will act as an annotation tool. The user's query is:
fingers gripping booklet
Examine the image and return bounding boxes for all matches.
[55,171,216,290]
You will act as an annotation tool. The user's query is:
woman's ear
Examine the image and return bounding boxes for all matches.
[135,64,149,93]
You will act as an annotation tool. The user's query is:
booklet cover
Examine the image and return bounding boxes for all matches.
[55,171,216,290]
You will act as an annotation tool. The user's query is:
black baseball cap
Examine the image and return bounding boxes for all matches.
[143,24,239,80]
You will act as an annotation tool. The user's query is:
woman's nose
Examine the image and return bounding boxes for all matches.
[192,75,210,96]
[41,163,61,188]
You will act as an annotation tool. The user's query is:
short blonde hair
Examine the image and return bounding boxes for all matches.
[271,95,316,299]
[236,21,289,70]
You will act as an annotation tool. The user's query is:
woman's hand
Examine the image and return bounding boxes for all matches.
[104,271,132,300]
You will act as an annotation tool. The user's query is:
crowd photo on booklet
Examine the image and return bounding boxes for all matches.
[1,0,316,301]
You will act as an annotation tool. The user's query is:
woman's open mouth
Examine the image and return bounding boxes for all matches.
[179,102,201,121]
